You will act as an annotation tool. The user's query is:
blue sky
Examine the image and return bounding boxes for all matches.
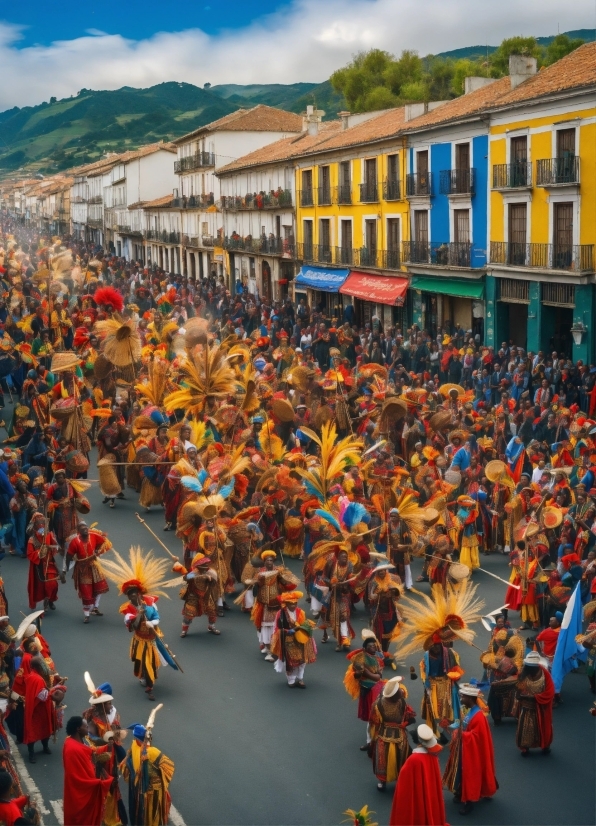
[0,0,593,110]
[5,0,291,47]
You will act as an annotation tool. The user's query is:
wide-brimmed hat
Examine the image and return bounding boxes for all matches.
[382,676,403,698]
[417,723,441,753]
[459,682,480,697]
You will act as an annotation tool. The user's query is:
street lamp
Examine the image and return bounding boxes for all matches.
[570,321,587,347]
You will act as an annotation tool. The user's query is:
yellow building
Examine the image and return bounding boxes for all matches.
[487,46,596,361]
[294,107,411,329]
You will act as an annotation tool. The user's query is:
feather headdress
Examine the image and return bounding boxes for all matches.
[395,580,484,659]
[94,286,124,313]
[134,357,171,406]
[163,344,236,417]
[294,422,363,505]
[94,318,141,367]
[100,545,178,597]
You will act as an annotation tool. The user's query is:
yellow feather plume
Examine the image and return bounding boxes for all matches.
[294,422,363,505]
[163,343,236,417]
[259,420,285,462]
[100,545,179,597]
[395,580,484,660]
[134,357,171,406]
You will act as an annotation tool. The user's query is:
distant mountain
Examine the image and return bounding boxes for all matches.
[1,27,593,178]
[0,82,237,175]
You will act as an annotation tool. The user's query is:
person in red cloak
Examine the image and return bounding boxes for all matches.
[390,723,447,826]
[26,515,60,610]
[63,716,112,826]
[0,769,34,826]
[23,657,55,763]
[515,650,555,755]
[442,683,498,815]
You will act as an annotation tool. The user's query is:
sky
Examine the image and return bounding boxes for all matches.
[0,0,594,110]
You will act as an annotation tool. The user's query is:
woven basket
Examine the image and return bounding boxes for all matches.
[51,352,79,373]
[65,450,90,474]
[272,398,295,422]
[98,454,121,497]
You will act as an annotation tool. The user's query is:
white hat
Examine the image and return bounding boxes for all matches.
[459,682,480,697]
[90,691,114,705]
[361,629,378,643]
[382,676,403,698]
[523,650,547,668]
[417,723,438,750]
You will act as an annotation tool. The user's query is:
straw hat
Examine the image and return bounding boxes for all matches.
[382,676,403,698]
[51,352,80,373]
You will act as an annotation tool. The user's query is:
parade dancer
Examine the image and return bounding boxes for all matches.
[65,522,111,623]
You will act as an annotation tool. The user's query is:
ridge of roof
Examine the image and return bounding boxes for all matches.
[173,104,304,145]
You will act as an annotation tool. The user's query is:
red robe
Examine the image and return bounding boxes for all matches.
[390,749,447,826]
[63,737,112,826]
[459,708,498,802]
[23,671,55,744]
[0,796,28,826]
[535,667,555,748]
[26,532,59,609]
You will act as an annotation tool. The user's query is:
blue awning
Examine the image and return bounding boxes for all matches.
[295,266,349,293]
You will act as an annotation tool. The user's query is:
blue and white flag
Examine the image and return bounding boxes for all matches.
[551,581,587,692]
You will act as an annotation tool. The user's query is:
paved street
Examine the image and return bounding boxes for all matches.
[0,413,593,825]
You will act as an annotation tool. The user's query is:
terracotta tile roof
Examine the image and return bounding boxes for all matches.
[141,194,175,209]
[400,77,511,132]
[216,121,343,174]
[490,41,596,107]
[313,108,406,151]
[174,105,304,145]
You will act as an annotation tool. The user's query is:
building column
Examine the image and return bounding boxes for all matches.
[485,274,497,349]
[572,284,595,364]
[526,281,542,354]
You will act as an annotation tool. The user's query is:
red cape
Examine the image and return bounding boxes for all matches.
[535,667,555,748]
[23,671,55,745]
[461,710,498,802]
[63,737,112,826]
[390,749,447,826]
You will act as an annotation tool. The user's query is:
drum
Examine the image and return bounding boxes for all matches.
[448,562,470,582]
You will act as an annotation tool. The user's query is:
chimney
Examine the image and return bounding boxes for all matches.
[338,110,350,131]
[305,104,325,137]
[509,54,537,89]
[464,76,497,95]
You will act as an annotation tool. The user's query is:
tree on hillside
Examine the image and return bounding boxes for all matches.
[488,36,541,75]
[543,33,585,65]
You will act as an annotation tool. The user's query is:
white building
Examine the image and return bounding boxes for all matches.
[172,104,304,283]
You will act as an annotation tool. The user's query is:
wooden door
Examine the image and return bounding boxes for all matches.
[553,202,573,267]
[508,203,527,265]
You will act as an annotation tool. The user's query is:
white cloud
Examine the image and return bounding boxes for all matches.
[0,0,593,109]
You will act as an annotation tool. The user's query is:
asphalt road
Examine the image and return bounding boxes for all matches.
[0,406,594,825]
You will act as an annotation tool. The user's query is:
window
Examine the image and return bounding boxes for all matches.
[508,203,527,265]
[387,154,399,183]
[510,136,528,186]
[360,159,378,202]
[414,210,428,245]
[303,220,313,259]
[363,219,377,265]
[416,150,429,176]
[319,219,331,262]
[339,161,351,203]
[455,143,470,170]
[557,129,575,158]
[387,218,400,268]
[340,220,352,264]
[319,166,331,204]
[301,170,313,206]
[454,209,470,243]
[553,202,573,268]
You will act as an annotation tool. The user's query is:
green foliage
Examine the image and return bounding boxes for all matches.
[543,33,585,65]
[488,36,541,75]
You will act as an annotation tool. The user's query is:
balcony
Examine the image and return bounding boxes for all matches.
[146,230,181,243]
[335,246,353,266]
[403,241,472,267]
[354,247,380,267]
[223,235,293,256]
[317,186,333,206]
[336,184,352,205]
[295,244,400,270]
[220,191,292,211]
[536,157,579,186]
[88,195,103,204]
[406,172,433,197]
[359,182,379,203]
[383,179,401,201]
[492,162,532,189]
[439,168,476,196]
[188,194,215,208]
[382,249,401,270]
[490,241,593,272]
[174,152,216,173]
[72,196,88,204]
[299,189,314,207]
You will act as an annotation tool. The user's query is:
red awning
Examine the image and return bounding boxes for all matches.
[339,271,408,307]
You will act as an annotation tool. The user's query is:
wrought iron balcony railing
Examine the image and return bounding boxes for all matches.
[383,179,401,201]
[406,172,433,197]
[536,156,580,186]
[492,162,532,189]
[174,152,216,173]
[439,168,476,196]
[490,241,593,272]
[403,240,472,267]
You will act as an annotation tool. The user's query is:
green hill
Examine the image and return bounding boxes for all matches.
[1,27,593,178]
[0,82,236,175]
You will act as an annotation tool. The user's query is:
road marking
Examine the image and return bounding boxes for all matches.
[6,733,48,823]
[170,804,187,826]
[50,800,63,824]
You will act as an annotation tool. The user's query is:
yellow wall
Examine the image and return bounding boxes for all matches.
[295,148,409,267]
[489,105,596,246]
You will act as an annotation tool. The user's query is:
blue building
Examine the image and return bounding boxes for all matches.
[399,80,502,340]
